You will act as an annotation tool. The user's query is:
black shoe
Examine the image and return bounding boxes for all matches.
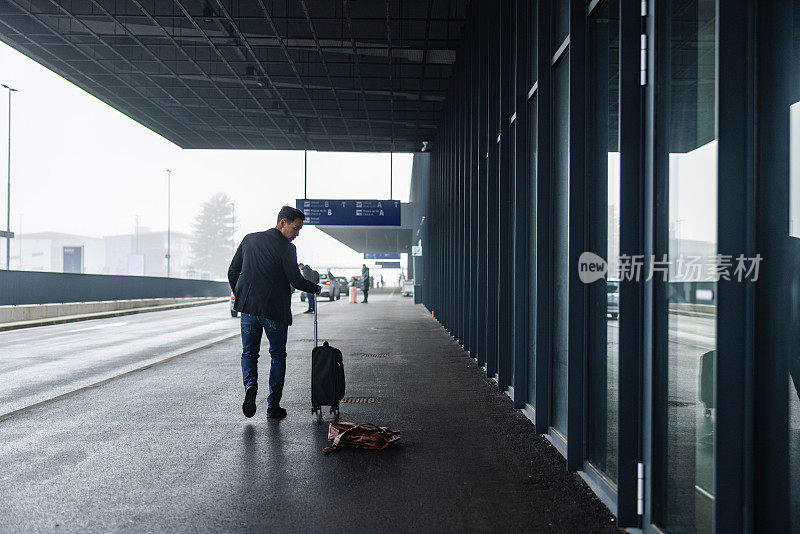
[242,385,257,418]
[266,406,288,418]
[303,309,314,314]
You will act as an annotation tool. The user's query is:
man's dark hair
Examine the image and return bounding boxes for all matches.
[277,205,305,225]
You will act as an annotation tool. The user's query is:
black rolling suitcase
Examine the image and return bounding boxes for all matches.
[311,305,345,415]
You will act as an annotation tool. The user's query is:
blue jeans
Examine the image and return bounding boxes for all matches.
[305,292,316,311]
[240,313,288,408]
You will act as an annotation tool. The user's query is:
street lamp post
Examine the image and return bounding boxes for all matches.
[2,84,17,270]
[166,169,172,277]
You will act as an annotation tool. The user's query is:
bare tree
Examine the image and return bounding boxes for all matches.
[191,192,236,279]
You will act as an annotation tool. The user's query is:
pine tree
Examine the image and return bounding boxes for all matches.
[191,192,236,279]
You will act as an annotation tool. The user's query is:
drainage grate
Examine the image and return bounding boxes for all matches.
[668,400,695,407]
[361,353,388,358]
[340,397,377,404]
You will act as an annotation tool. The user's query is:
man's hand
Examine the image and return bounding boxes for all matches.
[315,285,322,295]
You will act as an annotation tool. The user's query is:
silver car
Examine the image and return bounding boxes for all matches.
[607,280,619,319]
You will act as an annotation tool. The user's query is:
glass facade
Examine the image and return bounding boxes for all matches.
[422,0,799,530]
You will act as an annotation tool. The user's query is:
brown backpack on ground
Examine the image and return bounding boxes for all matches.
[323,422,400,454]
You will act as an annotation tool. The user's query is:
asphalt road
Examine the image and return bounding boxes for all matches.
[0,293,336,419]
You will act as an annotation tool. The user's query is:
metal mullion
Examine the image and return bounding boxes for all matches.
[512,0,530,410]
[445,86,452,331]
[343,0,378,152]
[496,0,513,391]
[616,0,645,526]
[715,0,756,531]
[477,0,489,368]
[459,39,467,347]
[170,0,301,150]
[81,0,248,149]
[0,7,194,148]
[566,0,588,473]
[753,0,794,530]
[467,6,475,358]
[485,0,500,380]
[469,10,480,359]
[534,0,552,434]
[206,0,316,149]
[299,0,356,151]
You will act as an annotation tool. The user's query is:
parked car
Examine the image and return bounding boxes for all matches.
[401,279,414,297]
[335,277,349,295]
[319,272,341,301]
[230,292,238,317]
[607,280,619,319]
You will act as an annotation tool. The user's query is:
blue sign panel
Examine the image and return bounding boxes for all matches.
[296,199,401,226]
[364,253,401,260]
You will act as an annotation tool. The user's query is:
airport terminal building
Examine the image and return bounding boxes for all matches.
[0,0,798,531]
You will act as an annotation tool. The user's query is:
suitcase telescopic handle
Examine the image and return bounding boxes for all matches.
[313,297,318,348]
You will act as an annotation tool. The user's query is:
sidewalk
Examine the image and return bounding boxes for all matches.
[0,293,617,533]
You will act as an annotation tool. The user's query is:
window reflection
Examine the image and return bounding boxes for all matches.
[790,101,800,531]
[658,1,717,532]
[587,0,619,485]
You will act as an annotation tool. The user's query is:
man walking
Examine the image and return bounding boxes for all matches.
[300,263,319,313]
[361,264,370,303]
[228,206,321,419]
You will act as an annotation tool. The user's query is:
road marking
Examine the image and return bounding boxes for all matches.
[68,322,128,333]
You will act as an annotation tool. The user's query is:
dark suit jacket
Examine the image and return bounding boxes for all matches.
[228,229,318,325]
[361,268,370,291]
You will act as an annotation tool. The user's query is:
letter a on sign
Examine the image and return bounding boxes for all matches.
[379,210,384,216]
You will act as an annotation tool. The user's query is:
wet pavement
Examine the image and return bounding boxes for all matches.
[0,293,617,533]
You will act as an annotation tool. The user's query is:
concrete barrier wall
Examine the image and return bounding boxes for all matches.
[0,297,225,324]
[0,270,229,306]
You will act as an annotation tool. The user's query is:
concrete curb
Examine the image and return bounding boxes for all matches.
[0,297,228,332]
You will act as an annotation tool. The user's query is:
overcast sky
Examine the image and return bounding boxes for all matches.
[0,41,412,272]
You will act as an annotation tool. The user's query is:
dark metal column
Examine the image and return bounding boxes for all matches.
[534,0,553,433]
[616,0,646,526]
[512,0,531,409]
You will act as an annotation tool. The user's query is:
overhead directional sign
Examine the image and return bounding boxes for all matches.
[296,199,401,226]
[364,253,401,260]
